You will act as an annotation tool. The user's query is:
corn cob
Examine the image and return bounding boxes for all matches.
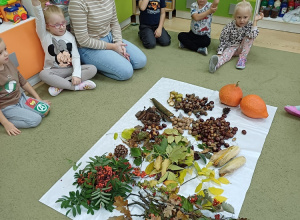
[210,146,240,167]
[219,156,246,177]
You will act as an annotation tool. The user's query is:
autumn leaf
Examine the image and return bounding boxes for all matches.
[149,180,158,187]
[167,136,175,143]
[108,216,125,220]
[169,194,181,205]
[163,204,175,217]
[145,162,154,175]
[208,187,224,196]
[176,211,189,220]
[114,196,128,210]
[195,183,203,193]
[168,164,183,171]
[167,145,186,163]
[194,161,202,174]
[158,172,169,184]
[121,128,135,140]
[161,159,171,176]
[178,169,187,184]
[218,177,230,184]
[174,135,181,144]
[214,195,227,203]
[154,155,162,170]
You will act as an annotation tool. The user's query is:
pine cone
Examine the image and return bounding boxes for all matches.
[114,144,128,158]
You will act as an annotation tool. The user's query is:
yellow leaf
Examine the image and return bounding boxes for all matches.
[175,136,181,144]
[194,162,202,174]
[218,177,230,184]
[202,200,212,208]
[197,190,205,196]
[186,168,193,175]
[185,155,194,166]
[145,162,154,175]
[149,180,158,187]
[214,195,227,203]
[164,180,177,186]
[178,169,187,184]
[211,178,221,185]
[206,161,213,168]
[208,187,224,196]
[195,183,203,193]
[202,178,211,182]
[209,170,215,179]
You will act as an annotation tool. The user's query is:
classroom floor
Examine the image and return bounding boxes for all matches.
[164,17,300,54]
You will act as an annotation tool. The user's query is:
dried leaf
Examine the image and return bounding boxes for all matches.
[208,187,224,196]
[149,180,158,187]
[161,159,171,176]
[154,155,162,170]
[176,211,189,220]
[169,194,181,205]
[108,216,125,220]
[163,205,175,217]
[114,196,128,209]
[164,180,177,186]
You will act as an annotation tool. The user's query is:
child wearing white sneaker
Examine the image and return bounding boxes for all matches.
[209,0,263,73]
[178,0,219,56]
[31,0,97,96]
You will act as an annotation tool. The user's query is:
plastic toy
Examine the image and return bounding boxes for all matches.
[4,3,28,23]
[0,0,19,22]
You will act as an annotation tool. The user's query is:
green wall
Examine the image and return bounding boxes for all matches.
[115,0,132,22]
[176,0,256,18]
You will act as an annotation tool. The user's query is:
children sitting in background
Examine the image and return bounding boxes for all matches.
[31,0,97,96]
[0,38,51,136]
[139,0,171,49]
[209,0,264,73]
[178,0,219,55]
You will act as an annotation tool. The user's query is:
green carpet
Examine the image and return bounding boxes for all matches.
[1,25,299,220]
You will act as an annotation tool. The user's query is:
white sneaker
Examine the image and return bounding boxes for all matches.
[78,80,96,90]
[209,55,219,73]
[48,87,63,96]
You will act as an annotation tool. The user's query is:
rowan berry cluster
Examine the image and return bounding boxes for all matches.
[212,198,221,206]
[132,167,147,178]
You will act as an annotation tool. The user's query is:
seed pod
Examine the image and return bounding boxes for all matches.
[151,98,174,117]
[210,146,240,167]
[219,156,246,176]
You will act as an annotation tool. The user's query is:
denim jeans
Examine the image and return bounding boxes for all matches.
[78,32,147,81]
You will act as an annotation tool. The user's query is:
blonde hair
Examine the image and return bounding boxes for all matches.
[43,5,64,23]
[233,1,253,19]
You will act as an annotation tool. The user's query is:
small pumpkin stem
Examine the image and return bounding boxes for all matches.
[235,81,240,87]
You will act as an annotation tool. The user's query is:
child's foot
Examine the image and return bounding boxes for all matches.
[197,47,208,56]
[236,58,247,69]
[77,80,96,90]
[284,105,300,118]
[48,87,63,96]
[179,41,185,49]
[209,55,218,73]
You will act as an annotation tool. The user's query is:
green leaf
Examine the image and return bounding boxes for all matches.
[167,136,175,143]
[167,145,186,163]
[130,147,141,157]
[121,128,135,140]
[222,202,235,214]
[158,172,169,184]
[181,197,193,212]
[72,206,76,217]
[66,209,71,216]
[194,161,202,174]
[133,157,142,166]
[114,133,118,140]
[168,164,184,171]
[199,153,207,164]
[167,172,177,181]
[155,138,168,154]
[76,205,81,215]
[174,136,181,144]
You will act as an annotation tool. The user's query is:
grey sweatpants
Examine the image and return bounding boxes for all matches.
[39,64,97,90]
[1,93,50,128]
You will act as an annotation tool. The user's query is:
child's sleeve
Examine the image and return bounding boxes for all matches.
[69,34,82,78]
[217,25,230,54]
[190,2,198,16]
[33,5,47,40]
[245,22,260,39]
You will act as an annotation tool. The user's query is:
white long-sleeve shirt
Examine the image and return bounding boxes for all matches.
[33,5,82,78]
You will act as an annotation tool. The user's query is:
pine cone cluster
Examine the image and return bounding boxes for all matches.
[223,107,231,115]
[114,144,128,158]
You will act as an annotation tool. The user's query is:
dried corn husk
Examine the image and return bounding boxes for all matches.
[210,146,240,167]
[219,156,246,177]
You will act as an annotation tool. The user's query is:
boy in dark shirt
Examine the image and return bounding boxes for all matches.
[139,0,171,49]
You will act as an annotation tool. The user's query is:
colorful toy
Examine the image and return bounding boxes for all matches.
[4,3,28,23]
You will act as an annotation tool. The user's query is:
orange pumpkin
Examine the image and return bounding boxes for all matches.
[219,82,243,107]
[240,94,269,118]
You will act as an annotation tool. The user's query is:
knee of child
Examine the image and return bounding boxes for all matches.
[119,67,134,81]
[144,41,156,49]
[28,116,42,128]
[39,71,47,81]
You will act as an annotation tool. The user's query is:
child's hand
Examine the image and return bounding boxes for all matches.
[154,27,162,38]
[255,12,264,21]
[42,100,51,105]
[4,122,21,136]
[72,76,81,85]
[209,5,218,14]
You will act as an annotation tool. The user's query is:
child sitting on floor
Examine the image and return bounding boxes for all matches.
[138,0,171,49]
[0,38,51,136]
[178,0,219,55]
[31,0,97,96]
[208,0,264,73]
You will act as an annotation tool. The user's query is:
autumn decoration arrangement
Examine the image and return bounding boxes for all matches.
[55,85,268,220]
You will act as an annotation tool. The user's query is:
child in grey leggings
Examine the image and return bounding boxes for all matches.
[0,38,51,136]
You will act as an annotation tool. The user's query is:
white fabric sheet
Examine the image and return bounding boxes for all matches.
[40,77,277,219]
